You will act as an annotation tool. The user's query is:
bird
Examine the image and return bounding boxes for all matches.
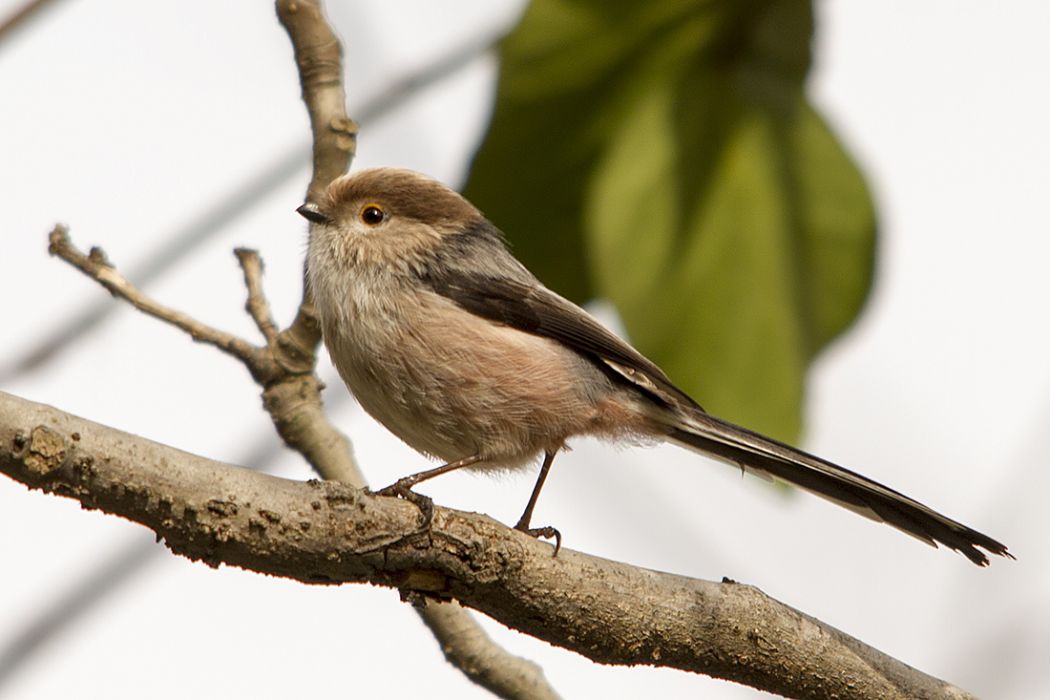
[297,167,1011,566]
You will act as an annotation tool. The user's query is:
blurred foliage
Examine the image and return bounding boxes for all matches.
[464,0,875,441]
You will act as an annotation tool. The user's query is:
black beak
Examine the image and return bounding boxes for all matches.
[297,203,333,225]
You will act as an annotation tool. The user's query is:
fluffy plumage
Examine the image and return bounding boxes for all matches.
[302,167,1011,566]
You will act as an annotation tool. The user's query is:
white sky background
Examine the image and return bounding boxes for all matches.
[1,1,1047,698]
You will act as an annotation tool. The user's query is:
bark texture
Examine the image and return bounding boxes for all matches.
[1,391,975,700]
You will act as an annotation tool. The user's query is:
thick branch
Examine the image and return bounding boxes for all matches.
[0,391,975,700]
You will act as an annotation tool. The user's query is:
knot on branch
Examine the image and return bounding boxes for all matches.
[22,425,69,478]
[329,116,358,153]
[272,309,322,376]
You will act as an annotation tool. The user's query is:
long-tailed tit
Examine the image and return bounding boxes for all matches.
[298,168,1010,566]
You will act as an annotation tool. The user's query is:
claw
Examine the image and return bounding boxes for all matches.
[515,523,562,557]
[376,480,434,530]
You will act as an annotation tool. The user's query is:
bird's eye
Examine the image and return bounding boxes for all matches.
[360,204,385,226]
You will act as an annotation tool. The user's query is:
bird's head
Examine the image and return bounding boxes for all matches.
[298,168,484,271]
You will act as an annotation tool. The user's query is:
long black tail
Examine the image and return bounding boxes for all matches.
[668,410,1011,566]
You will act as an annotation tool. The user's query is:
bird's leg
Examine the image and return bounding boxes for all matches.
[514,450,555,530]
[514,450,562,555]
[375,454,483,529]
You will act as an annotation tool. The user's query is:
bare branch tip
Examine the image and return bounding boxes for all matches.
[88,246,110,266]
[234,247,278,343]
[46,224,70,255]
[46,226,113,273]
[233,247,262,266]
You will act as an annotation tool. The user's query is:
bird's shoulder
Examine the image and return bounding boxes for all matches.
[419,219,702,413]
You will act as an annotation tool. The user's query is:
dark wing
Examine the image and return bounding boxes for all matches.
[422,222,1014,565]
[421,260,699,412]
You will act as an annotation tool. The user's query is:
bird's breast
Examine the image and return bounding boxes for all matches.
[317,274,630,468]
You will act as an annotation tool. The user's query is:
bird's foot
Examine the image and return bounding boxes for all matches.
[514,519,562,556]
[375,479,434,531]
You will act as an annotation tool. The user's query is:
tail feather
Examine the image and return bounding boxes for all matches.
[668,411,1012,566]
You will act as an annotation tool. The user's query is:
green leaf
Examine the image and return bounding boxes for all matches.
[465,0,875,441]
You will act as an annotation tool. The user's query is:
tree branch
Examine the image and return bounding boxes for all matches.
[235,248,279,344]
[11,3,977,698]
[46,227,259,366]
[417,600,560,700]
[45,210,555,700]
[32,3,561,695]
[0,391,976,700]
[0,24,500,383]
[270,0,351,380]
[276,0,356,204]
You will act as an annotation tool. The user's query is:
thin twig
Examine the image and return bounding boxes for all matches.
[47,226,259,365]
[234,248,279,343]
[3,27,502,382]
